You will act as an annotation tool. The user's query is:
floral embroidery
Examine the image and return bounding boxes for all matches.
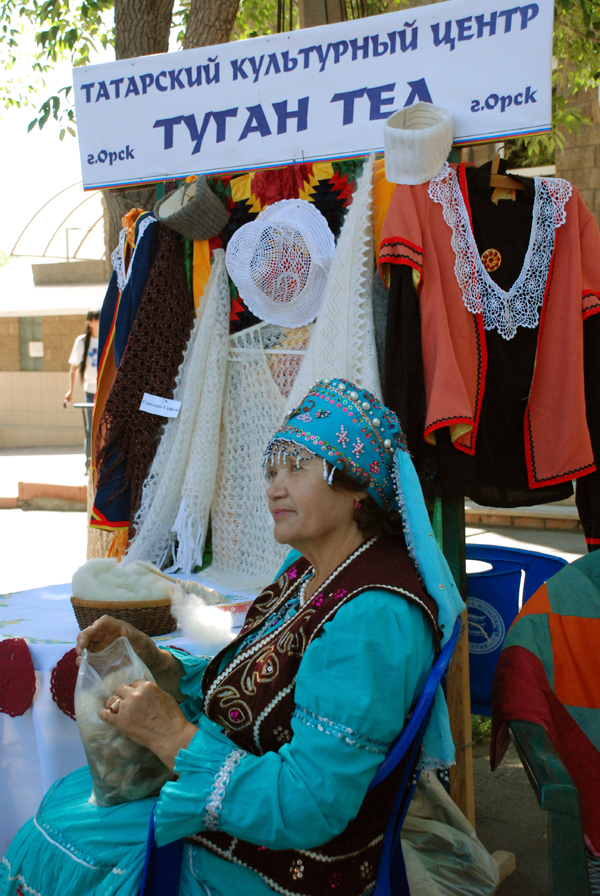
[337,425,349,448]
[203,749,247,831]
[352,437,364,458]
[297,412,312,422]
[288,568,298,580]
[332,589,348,601]
[315,408,331,418]
[370,461,380,474]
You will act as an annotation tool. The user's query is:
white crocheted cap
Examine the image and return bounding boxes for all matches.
[384,102,454,186]
[225,199,335,327]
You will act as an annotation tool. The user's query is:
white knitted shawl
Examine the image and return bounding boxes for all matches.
[288,153,382,407]
[125,250,230,571]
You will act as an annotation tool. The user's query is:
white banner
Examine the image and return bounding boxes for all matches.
[73,0,553,190]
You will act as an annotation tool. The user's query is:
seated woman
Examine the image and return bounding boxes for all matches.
[1,379,463,896]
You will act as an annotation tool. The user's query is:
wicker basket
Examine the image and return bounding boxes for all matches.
[71,596,177,636]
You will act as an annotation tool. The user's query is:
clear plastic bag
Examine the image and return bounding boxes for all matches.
[74,636,173,807]
[401,774,500,896]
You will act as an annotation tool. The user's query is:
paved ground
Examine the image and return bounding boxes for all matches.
[0,450,589,892]
[0,448,88,593]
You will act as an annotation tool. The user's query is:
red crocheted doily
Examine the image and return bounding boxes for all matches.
[0,638,36,717]
[50,647,79,720]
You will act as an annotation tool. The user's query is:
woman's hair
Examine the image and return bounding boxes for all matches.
[79,309,100,384]
[328,460,403,540]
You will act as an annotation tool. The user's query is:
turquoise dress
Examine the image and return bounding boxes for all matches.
[0,554,435,896]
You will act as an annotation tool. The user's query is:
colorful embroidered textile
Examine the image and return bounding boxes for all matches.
[92,224,193,537]
[491,551,600,854]
[206,159,364,333]
[380,162,600,491]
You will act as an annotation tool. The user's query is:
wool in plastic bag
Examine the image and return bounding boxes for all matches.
[74,636,173,807]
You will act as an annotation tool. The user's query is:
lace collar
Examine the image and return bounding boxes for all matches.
[428,163,572,340]
[110,213,156,293]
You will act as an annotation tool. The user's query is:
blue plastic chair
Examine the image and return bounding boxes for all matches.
[140,618,462,896]
[466,545,567,715]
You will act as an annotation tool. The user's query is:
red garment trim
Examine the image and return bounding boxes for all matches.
[0,638,36,717]
[423,415,474,443]
[455,163,488,456]
[380,235,424,256]
[90,505,129,529]
[583,290,600,320]
[50,648,78,720]
[586,538,600,545]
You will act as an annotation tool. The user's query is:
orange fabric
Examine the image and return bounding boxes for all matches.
[549,613,600,709]
[193,239,212,314]
[380,168,482,453]
[122,208,144,247]
[510,583,551,627]
[107,528,128,561]
[372,158,396,273]
[379,167,600,485]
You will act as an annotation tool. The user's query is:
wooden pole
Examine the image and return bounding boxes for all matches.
[441,495,476,827]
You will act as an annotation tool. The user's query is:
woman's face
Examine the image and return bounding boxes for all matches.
[265,451,360,550]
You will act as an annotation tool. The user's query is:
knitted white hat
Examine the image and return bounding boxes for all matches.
[384,102,454,186]
[225,199,335,328]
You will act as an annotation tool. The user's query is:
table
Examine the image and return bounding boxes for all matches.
[0,582,248,854]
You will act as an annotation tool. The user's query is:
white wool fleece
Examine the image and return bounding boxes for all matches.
[71,558,173,603]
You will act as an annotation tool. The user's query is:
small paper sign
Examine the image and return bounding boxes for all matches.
[139,393,181,418]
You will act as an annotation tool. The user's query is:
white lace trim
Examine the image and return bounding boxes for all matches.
[288,154,381,405]
[428,163,573,340]
[110,214,156,292]
[203,748,247,831]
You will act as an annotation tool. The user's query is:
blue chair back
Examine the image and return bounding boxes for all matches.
[466,545,567,715]
[140,618,462,896]
[368,617,462,896]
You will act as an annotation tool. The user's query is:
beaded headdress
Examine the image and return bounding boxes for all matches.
[264,378,407,513]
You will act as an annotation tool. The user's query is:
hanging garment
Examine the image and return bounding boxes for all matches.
[288,154,381,406]
[93,211,158,474]
[126,251,232,571]
[203,320,313,590]
[379,160,600,506]
[91,224,194,538]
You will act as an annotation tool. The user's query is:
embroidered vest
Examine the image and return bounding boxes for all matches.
[187,535,441,896]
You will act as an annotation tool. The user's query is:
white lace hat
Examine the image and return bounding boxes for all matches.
[225,199,335,328]
[384,102,454,186]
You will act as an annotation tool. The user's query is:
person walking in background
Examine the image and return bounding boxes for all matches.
[65,309,100,464]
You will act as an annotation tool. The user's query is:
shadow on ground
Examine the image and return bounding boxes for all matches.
[474,742,549,895]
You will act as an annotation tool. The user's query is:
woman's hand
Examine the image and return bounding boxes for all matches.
[101,680,197,771]
[76,615,161,674]
[76,615,188,702]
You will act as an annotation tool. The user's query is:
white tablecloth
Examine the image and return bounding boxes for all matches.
[0,582,250,855]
